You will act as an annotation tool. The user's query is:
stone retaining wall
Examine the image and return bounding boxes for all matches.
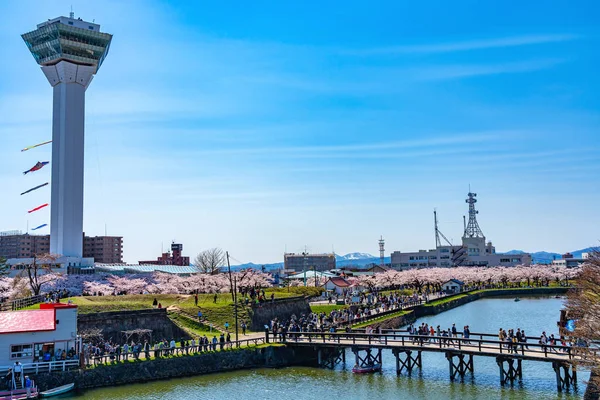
[31,346,317,392]
[250,297,311,331]
[78,309,188,344]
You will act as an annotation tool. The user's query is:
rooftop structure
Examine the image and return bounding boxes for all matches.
[21,14,113,258]
[138,243,190,266]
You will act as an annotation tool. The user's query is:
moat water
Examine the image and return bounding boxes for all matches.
[67,296,588,399]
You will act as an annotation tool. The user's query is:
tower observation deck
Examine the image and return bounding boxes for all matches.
[22,15,112,258]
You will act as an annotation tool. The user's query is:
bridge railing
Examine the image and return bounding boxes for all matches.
[83,337,266,367]
[282,331,598,361]
[354,328,600,347]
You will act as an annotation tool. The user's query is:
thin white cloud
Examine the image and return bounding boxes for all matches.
[414,59,566,81]
[180,130,514,157]
[343,34,580,55]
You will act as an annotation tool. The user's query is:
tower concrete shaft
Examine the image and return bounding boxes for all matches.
[22,15,112,258]
[45,62,93,257]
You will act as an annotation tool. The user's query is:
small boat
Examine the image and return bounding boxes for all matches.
[40,383,75,398]
[352,363,382,374]
[514,298,521,302]
[0,388,38,399]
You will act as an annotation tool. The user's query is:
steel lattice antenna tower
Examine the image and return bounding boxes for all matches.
[463,192,485,238]
[378,236,385,267]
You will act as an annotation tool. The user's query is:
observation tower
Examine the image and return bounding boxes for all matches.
[22,13,112,258]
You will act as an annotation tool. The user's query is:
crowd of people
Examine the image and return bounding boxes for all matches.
[83,332,239,365]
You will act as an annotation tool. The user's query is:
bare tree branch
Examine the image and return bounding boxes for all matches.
[193,248,225,275]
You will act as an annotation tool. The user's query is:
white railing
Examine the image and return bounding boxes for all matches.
[0,359,80,378]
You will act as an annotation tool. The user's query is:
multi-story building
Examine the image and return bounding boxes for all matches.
[0,231,123,263]
[138,243,190,266]
[0,231,50,259]
[391,193,532,269]
[83,236,123,264]
[284,253,336,272]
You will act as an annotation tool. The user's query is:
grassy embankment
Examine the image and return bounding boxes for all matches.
[38,288,322,334]
[310,304,349,314]
[352,310,411,329]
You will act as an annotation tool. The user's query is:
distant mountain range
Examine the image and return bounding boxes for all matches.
[230,247,597,271]
[505,247,596,263]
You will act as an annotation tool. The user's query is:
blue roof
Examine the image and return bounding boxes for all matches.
[95,264,199,275]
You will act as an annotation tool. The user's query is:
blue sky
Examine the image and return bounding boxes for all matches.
[1,0,599,264]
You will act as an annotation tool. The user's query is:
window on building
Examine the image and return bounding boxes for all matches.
[500,258,510,263]
[11,344,33,359]
[440,249,450,253]
[409,256,414,260]
[68,21,73,25]
[511,258,521,263]
[440,256,450,259]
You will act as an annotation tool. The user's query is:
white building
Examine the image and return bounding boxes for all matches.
[442,279,465,294]
[391,193,532,269]
[322,277,353,295]
[551,253,590,268]
[0,303,79,368]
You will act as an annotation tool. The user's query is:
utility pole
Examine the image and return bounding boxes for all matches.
[226,251,234,302]
[226,251,238,346]
[234,276,239,345]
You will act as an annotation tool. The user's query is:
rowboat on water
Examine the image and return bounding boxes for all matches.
[0,387,38,399]
[514,298,521,302]
[352,363,382,374]
[40,383,75,398]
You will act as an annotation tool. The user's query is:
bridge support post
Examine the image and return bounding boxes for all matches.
[496,357,521,386]
[392,348,422,375]
[552,362,577,392]
[318,347,345,369]
[446,351,474,380]
[352,347,382,369]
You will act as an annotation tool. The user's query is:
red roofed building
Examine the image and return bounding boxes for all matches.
[322,277,353,295]
[0,303,79,368]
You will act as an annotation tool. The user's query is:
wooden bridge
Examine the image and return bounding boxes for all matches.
[282,331,597,392]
